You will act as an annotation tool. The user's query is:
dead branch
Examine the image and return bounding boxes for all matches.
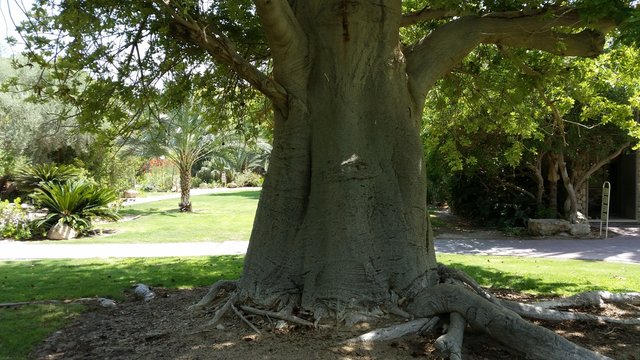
[231,304,262,335]
[502,301,640,325]
[239,305,315,327]
[0,297,116,308]
[533,290,640,309]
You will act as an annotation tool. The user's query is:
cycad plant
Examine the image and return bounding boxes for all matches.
[14,163,83,193]
[31,181,120,234]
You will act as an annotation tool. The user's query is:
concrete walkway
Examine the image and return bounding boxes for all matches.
[0,187,637,264]
[434,231,640,264]
[121,187,261,205]
[1,232,638,263]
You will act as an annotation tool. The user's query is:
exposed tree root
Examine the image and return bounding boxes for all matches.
[408,283,612,360]
[343,317,440,344]
[434,312,465,360]
[231,304,262,334]
[207,292,238,327]
[193,266,637,359]
[438,263,640,325]
[189,279,238,311]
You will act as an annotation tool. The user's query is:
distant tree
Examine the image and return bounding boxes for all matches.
[425,44,640,222]
[0,58,99,176]
[156,99,216,212]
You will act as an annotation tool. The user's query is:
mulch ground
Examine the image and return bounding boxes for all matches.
[31,287,640,360]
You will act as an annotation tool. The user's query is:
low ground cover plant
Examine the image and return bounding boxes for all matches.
[0,198,34,240]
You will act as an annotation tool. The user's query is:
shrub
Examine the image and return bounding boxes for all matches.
[31,181,121,234]
[233,171,263,187]
[449,173,535,228]
[191,176,203,189]
[0,198,33,240]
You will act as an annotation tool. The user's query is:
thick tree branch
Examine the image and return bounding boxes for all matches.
[153,1,288,114]
[575,142,631,190]
[400,7,462,27]
[254,0,309,94]
[405,7,612,105]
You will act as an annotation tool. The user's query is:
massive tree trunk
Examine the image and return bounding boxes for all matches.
[162,1,617,358]
[240,2,437,320]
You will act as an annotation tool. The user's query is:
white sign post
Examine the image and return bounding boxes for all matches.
[599,181,611,239]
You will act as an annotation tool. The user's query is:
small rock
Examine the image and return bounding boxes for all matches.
[275,320,288,330]
[216,324,225,330]
[133,284,156,301]
[575,211,589,224]
[98,298,117,308]
[570,223,591,236]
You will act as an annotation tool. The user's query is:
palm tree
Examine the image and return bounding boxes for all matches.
[198,134,271,185]
[161,102,215,212]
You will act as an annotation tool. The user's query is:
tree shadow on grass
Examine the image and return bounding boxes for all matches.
[208,190,261,200]
[119,207,180,218]
[446,262,637,295]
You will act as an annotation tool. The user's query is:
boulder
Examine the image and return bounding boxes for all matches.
[123,189,139,198]
[226,182,238,188]
[570,223,592,236]
[575,211,589,224]
[528,219,571,236]
[47,223,77,240]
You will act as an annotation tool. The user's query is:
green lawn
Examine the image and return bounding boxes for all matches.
[46,190,261,244]
[0,256,244,360]
[438,254,640,296]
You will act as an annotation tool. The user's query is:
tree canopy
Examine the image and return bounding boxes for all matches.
[10,1,638,127]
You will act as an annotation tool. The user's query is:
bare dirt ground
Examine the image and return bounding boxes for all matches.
[31,286,640,360]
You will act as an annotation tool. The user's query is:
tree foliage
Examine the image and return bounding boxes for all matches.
[424,42,640,222]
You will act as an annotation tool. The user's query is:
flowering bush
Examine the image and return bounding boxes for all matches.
[0,198,33,240]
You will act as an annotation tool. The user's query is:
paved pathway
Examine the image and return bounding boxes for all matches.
[434,230,640,264]
[1,231,638,263]
[121,187,261,205]
[1,188,637,263]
